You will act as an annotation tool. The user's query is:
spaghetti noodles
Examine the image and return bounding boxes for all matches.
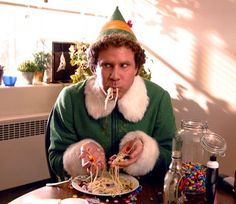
[78,151,134,196]
[104,87,119,110]
[86,171,134,196]
[79,141,140,196]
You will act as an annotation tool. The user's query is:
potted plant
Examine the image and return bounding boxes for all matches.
[33,51,51,83]
[18,60,37,84]
[69,41,92,83]
[69,41,151,84]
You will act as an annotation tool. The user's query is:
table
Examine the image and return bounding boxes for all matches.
[9,179,236,204]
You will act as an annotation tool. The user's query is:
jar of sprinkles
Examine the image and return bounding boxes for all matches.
[177,120,208,195]
[177,120,227,199]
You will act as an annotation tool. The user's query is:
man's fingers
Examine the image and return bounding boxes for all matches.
[116,157,136,167]
[81,158,90,167]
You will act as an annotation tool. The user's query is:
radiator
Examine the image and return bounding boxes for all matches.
[0,113,51,191]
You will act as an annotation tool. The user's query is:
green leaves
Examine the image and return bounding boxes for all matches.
[17,60,38,72]
[33,51,51,72]
[138,65,152,80]
[69,42,93,83]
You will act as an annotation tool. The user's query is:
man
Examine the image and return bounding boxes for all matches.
[49,7,176,182]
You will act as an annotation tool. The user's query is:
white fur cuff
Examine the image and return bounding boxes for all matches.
[63,139,101,177]
[119,131,160,176]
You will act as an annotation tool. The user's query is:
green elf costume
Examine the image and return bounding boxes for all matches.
[49,7,176,181]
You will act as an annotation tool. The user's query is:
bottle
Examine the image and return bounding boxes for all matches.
[163,135,184,204]
[206,155,219,204]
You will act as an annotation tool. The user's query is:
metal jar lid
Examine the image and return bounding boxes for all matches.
[200,131,227,156]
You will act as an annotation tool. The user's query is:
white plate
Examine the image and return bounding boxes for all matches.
[71,173,139,197]
[60,198,88,204]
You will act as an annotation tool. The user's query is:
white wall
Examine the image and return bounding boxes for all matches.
[129,0,236,176]
[0,84,64,119]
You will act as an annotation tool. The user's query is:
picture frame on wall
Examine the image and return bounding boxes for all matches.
[52,42,76,83]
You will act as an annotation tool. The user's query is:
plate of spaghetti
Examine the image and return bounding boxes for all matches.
[71,172,139,197]
[74,147,139,197]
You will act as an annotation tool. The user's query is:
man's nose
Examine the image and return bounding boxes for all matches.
[110,66,119,79]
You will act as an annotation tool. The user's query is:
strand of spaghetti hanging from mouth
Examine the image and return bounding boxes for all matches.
[104,87,119,110]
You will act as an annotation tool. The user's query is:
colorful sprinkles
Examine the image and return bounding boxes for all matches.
[122,185,142,204]
[181,162,207,194]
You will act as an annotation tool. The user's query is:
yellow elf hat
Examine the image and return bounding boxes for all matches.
[97,6,137,40]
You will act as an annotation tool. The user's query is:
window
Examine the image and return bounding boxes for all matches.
[0,0,120,84]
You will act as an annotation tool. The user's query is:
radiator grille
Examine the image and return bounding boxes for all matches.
[0,119,47,141]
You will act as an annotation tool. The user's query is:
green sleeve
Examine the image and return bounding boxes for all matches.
[48,86,78,178]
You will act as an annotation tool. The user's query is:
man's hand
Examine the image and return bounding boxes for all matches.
[109,139,143,168]
[80,142,106,173]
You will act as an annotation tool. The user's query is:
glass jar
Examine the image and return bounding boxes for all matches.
[178,120,208,164]
[176,120,208,196]
[177,120,227,198]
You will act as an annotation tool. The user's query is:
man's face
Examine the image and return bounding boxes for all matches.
[96,46,138,99]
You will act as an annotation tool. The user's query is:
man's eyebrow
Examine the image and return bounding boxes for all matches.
[99,60,111,64]
[121,61,131,64]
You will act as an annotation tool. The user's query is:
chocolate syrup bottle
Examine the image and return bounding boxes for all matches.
[206,155,219,204]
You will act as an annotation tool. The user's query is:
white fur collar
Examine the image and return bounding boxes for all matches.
[85,76,149,122]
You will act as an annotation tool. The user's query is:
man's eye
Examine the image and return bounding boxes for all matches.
[102,63,111,68]
[121,63,128,68]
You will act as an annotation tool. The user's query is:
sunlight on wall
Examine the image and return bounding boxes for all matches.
[164,28,197,80]
[134,0,236,114]
[134,0,236,176]
[204,34,236,112]
[172,7,194,20]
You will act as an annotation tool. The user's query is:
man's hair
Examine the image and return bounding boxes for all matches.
[88,33,146,71]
